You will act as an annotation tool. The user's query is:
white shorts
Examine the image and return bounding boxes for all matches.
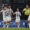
[3,16,11,22]
[3,17,7,22]
[16,18,20,23]
[6,16,11,21]
[28,15,30,20]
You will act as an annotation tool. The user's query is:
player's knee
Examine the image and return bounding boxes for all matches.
[4,21,6,24]
[28,20,30,22]
[8,21,11,23]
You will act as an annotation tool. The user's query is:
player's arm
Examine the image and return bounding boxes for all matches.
[0,10,2,14]
[12,11,16,15]
[11,10,14,19]
[0,11,1,13]
[23,8,26,13]
[11,9,13,14]
[13,12,15,15]
[23,9,25,12]
[12,12,16,19]
[22,8,26,14]
[6,10,8,16]
[23,8,26,11]
[17,14,21,16]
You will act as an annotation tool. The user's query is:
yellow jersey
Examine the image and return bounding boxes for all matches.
[23,8,29,15]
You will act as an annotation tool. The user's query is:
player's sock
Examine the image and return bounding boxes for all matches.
[29,23,30,28]
[18,24,20,28]
[7,25,8,28]
[7,23,9,28]
[7,24,8,28]
[2,24,6,30]
[4,24,6,28]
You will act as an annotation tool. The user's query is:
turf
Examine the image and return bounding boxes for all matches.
[0,27,30,30]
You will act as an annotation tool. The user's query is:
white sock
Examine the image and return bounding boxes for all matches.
[7,25,8,28]
[18,24,20,28]
[3,24,6,28]
[29,23,30,28]
[7,23,10,28]
[7,24,8,28]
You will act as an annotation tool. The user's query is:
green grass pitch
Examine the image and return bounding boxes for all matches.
[0,27,30,30]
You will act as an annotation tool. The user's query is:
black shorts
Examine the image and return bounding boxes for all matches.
[24,15,29,20]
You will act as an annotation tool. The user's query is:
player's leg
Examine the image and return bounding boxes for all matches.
[3,18,6,28]
[29,23,30,28]
[2,18,6,30]
[2,21,6,30]
[28,15,30,28]
[4,21,6,28]
[28,20,30,28]
[17,19,20,28]
[16,19,20,28]
[7,21,10,28]
[7,17,11,28]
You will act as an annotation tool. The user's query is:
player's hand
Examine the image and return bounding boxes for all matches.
[13,13,15,15]
[17,15,21,16]
[22,10,25,13]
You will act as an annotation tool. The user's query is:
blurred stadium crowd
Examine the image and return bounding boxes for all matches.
[0,0,30,28]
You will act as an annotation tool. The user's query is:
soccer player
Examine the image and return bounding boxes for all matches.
[0,6,8,29]
[23,4,29,20]
[6,5,13,28]
[28,7,30,28]
[23,5,29,27]
[14,8,21,28]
